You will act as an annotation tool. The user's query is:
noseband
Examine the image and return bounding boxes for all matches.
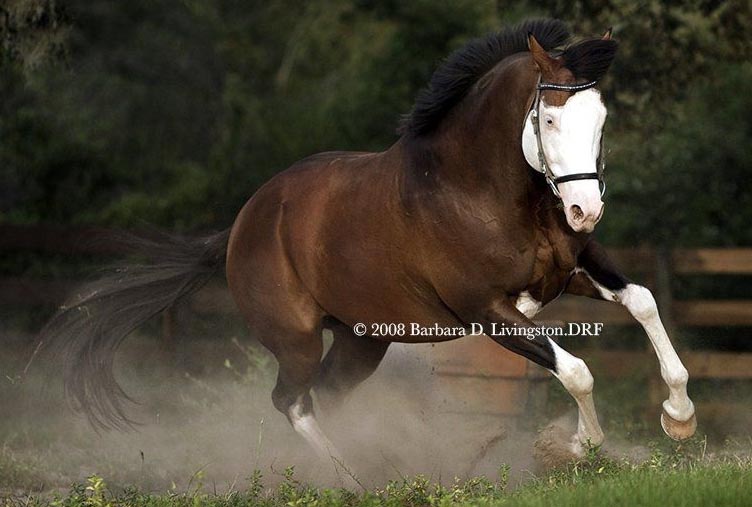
[528,76,606,199]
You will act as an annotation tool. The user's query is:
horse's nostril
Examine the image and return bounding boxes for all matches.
[570,205,584,221]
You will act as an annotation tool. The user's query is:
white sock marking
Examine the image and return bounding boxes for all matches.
[288,396,341,461]
[575,269,695,423]
[617,284,695,422]
[548,338,604,448]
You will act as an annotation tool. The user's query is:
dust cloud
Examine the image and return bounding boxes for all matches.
[0,331,549,493]
[2,328,750,494]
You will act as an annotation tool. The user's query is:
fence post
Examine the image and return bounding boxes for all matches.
[655,246,676,338]
[649,246,676,406]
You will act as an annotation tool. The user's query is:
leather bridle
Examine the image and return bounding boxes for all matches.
[527,75,606,199]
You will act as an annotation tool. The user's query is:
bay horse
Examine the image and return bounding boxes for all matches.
[41,19,696,465]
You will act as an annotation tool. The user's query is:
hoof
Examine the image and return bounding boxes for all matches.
[661,409,697,441]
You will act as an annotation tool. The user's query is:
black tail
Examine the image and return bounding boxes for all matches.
[39,228,231,429]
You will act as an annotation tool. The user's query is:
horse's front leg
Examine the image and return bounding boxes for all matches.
[468,297,604,454]
[569,240,697,440]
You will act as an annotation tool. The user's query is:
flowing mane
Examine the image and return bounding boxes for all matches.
[399,18,617,137]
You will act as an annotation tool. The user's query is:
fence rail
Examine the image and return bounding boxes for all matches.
[2,224,752,400]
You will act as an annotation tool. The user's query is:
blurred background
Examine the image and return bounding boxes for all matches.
[1,0,751,493]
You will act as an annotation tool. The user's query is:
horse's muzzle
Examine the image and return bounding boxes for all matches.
[566,201,604,233]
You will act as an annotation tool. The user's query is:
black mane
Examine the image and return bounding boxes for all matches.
[399,19,617,137]
[399,19,570,137]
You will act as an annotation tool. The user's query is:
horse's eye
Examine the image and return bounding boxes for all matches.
[545,117,554,126]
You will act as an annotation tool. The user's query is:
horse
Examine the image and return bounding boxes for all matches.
[40,19,696,466]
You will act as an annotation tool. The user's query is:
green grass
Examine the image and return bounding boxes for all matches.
[0,447,44,492]
[511,465,750,507]
[2,447,751,507]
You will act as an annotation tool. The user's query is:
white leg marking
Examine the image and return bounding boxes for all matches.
[617,284,695,422]
[575,268,695,424]
[515,291,543,318]
[549,339,604,451]
[288,396,341,461]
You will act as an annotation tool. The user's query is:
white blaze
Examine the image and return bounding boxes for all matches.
[522,88,607,233]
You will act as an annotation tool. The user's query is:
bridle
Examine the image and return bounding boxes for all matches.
[527,75,606,199]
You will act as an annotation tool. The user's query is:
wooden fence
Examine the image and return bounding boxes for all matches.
[2,224,752,423]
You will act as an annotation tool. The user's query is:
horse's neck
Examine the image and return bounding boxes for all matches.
[416,91,534,204]
[393,59,551,219]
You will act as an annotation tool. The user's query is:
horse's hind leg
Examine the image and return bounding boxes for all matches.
[315,318,390,412]
[266,327,344,461]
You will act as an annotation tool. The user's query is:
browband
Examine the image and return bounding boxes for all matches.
[537,80,598,92]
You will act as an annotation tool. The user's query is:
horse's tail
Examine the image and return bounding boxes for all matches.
[39,228,231,429]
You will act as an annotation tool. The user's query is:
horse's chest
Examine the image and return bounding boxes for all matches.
[524,235,579,304]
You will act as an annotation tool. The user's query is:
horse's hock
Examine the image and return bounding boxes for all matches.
[428,332,550,427]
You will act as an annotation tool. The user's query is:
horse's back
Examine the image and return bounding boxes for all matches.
[226,148,402,327]
[229,149,386,246]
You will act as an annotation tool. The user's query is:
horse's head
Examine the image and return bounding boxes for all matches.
[522,31,617,233]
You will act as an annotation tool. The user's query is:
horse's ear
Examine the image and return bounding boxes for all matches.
[528,33,557,75]
[602,27,613,40]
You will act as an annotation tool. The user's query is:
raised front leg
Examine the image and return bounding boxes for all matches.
[570,240,697,440]
[469,298,604,454]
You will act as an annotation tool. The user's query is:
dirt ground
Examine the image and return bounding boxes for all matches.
[0,331,749,494]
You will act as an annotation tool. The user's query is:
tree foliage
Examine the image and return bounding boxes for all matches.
[0,0,749,245]
[1,0,69,69]
[543,0,752,245]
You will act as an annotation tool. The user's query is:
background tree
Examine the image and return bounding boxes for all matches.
[1,0,69,70]
[0,0,749,247]
[544,0,752,245]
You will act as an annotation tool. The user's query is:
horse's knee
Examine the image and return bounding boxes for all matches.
[557,355,594,396]
[620,284,659,322]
